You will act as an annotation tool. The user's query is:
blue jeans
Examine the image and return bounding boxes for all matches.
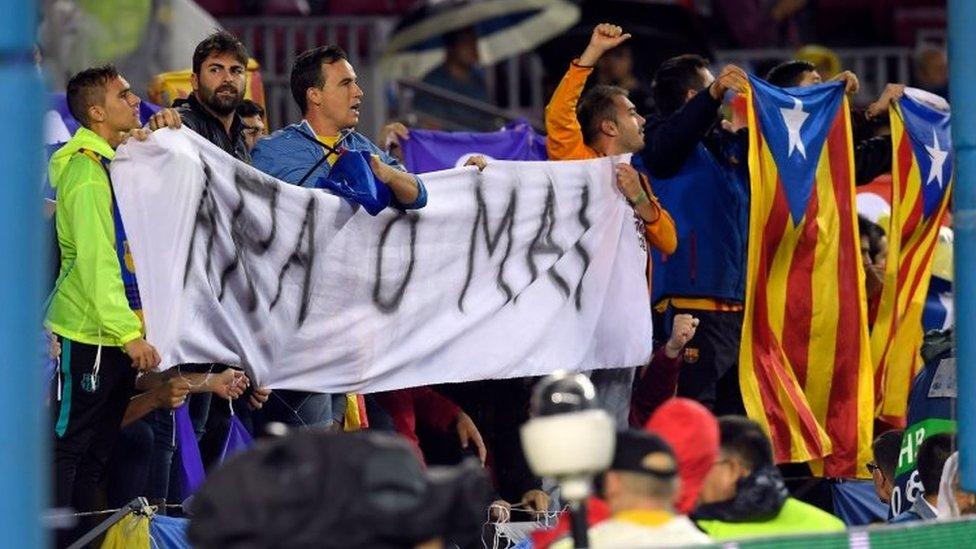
[105,409,176,506]
[589,367,636,430]
[258,390,346,430]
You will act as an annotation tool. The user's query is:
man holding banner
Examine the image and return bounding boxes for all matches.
[251,45,429,430]
[545,23,678,426]
[46,65,173,541]
[252,45,426,210]
[173,31,252,163]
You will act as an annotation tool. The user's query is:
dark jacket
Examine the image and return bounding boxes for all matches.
[851,109,893,185]
[436,378,541,504]
[174,94,251,164]
[639,89,750,303]
[640,89,892,304]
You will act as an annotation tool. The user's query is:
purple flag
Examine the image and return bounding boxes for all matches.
[401,119,547,174]
[174,404,205,496]
[219,414,254,463]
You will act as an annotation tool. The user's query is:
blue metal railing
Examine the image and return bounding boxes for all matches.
[0,0,45,546]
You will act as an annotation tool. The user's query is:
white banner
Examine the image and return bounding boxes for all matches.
[110,129,652,393]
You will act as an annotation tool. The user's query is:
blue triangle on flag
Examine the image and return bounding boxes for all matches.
[750,77,846,226]
[898,92,952,219]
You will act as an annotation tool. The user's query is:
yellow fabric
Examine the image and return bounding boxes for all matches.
[613,509,674,527]
[795,45,842,80]
[344,393,365,431]
[869,104,954,425]
[315,133,342,166]
[740,85,873,477]
[697,497,845,541]
[655,297,744,313]
[100,513,150,549]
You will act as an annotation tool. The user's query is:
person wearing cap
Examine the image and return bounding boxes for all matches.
[549,430,711,548]
[693,417,845,540]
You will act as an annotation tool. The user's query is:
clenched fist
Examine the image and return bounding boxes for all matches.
[665,314,699,359]
[579,23,632,67]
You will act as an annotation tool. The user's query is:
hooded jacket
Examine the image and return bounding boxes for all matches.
[645,398,719,514]
[692,465,845,540]
[46,127,142,347]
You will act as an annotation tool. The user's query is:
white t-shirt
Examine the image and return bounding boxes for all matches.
[551,514,711,548]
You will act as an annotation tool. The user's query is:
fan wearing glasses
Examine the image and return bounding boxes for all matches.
[867,430,904,506]
[237,99,266,152]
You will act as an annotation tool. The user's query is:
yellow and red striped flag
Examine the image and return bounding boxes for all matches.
[871,90,953,427]
[741,76,874,477]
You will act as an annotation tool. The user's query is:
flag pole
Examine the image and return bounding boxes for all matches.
[949,0,976,492]
[1,0,45,540]
[0,0,44,546]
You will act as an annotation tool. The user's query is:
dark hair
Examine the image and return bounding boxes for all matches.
[444,26,477,48]
[651,54,709,116]
[718,416,773,472]
[765,60,817,88]
[66,65,120,128]
[858,215,886,259]
[192,31,248,75]
[578,85,628,146]
[917,433,955,495]
[236,99,264,119]
[290,46,348,114]
[872,430,905,480]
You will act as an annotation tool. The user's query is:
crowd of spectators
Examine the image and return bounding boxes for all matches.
[39,0,964,544]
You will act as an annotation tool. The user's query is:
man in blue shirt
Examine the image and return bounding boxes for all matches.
[252,45,427,430]
[253,45,426,210]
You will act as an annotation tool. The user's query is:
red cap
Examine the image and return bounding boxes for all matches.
[645,398,719,513]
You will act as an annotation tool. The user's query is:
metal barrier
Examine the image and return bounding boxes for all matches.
[220,16,916,136]
[715,47,914,102]
[219,16,548,137]
[396,78,544,132]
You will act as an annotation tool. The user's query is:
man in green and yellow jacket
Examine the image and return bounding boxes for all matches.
[47,65,180,526]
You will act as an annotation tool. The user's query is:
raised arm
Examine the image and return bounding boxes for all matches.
[545,24,631,160]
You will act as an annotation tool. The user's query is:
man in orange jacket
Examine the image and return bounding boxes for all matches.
[546,23,677,255]
[545,23,677,427]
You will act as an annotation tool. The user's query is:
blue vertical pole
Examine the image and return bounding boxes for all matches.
[949,0,976,492]
[0,0,45,546]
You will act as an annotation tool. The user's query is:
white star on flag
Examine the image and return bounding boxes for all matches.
[938,291,954,330]
[925,129,949,188]
[780,97,809,159]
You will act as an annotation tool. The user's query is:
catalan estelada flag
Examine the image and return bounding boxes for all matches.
[742,76,874,478]
[870,90,953,427]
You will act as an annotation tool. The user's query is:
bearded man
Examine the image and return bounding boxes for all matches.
[174,31,251,162]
